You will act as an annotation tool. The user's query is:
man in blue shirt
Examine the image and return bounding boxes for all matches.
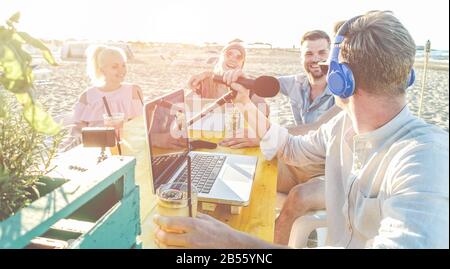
[191,31,342,244]
[278,31,335,127]
[274,30,344,244]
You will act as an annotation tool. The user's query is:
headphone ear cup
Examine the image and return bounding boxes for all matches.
[327,61,347,97]
[340,63,355,98]
[327,61,355,98]
[407,69,415,88]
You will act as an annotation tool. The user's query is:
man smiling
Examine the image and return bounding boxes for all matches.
[274,30,340,244]
[278,30,335,129]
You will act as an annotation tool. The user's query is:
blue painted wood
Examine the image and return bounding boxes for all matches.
[70,187,140,248]
[0,147,141,249]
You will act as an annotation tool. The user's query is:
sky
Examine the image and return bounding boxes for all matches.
[1,0,449,50]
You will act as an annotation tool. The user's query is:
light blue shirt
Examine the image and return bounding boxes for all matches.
[277,74,335,125]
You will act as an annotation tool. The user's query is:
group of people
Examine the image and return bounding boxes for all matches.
[68,10,449,248]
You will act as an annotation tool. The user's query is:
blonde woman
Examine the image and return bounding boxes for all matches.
[71,45,143,136]
[188,42,269,148]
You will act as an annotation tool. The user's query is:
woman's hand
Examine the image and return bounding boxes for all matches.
[152,132,186,149]
[188,71,213,92]
[71,121,88,137]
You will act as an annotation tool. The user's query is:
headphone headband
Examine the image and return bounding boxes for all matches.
[335,15,362,40]
[327,15,414,98]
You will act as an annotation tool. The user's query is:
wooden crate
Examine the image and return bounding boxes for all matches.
[0,147,141,249]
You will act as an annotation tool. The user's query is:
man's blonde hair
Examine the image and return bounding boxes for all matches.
[86,45,127,85]
[341,11,416,96]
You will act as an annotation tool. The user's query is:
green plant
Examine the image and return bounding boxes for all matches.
[0,93,65,221]
[0,12,64,220]
[0,12,59,135]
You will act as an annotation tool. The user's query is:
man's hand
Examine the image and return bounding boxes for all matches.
[221,69,271,140]
[222,69,252,105]
[220,137,260,148]
[154,212,287,249]
[153,213,240,249]
[219,128,260,148]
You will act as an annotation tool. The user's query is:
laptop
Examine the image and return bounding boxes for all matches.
[144,89,258,206]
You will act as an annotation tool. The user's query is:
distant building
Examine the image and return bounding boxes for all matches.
[229,38,244,43]
[247,42,272,49]
[60,41,134,60]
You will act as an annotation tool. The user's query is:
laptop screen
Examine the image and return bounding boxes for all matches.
[145,89,189,193]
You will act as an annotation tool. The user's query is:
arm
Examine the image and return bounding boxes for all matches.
[131,84,144,104]
[277,75,300,97]
[225,70,328,165]
[218,94,270,148]
[154,213,289,249]
[187,71,213,93]
[250,94,270,117]
[71,92,89,137]
[369,143,449,248]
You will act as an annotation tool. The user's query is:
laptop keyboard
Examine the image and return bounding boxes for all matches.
[152,153,184,175]
[174,154,227,194]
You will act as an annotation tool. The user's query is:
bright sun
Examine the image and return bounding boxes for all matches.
[1,0,449,49]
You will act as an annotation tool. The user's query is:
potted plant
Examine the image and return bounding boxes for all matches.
[0,12,62,221]
[0,93,65,221]
[0,13,141,249]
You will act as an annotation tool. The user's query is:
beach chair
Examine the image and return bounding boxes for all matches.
[288,210,327,248]
[276,193,327,248]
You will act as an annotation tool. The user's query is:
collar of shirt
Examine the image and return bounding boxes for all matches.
[301,78,333,110]
[343,106,412,152]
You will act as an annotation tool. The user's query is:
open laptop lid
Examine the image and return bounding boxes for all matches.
[144,89,190,193]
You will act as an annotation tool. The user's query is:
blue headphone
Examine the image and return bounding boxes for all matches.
[327,16,415,98]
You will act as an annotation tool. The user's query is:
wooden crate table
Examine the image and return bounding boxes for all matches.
[0,146,141,249]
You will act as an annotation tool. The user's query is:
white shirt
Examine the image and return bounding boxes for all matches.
[260,106,449,248]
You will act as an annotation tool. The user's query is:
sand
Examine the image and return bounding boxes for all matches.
[32,43,449,132]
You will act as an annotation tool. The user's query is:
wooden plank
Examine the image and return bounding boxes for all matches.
[201,202,217,212]
[26,237,69,249]
[0,153,136,249]
[50,219,95,234]
[71,188,140,249]
[29,187,141,249]
[48,146,137,197]
[230,206,243,215]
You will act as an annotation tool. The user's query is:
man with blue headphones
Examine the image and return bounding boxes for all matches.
[154,11,448,248]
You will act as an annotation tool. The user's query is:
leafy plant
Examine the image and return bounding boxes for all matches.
[0,12,60,135]
[0,12,64,220]
[0,93,65,221]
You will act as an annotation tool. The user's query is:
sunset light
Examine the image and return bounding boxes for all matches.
[1,0,449,49]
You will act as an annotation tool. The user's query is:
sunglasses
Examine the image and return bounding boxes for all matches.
[226,50,244,61]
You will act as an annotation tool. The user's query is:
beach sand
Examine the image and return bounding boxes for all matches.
[33,44,449,132]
